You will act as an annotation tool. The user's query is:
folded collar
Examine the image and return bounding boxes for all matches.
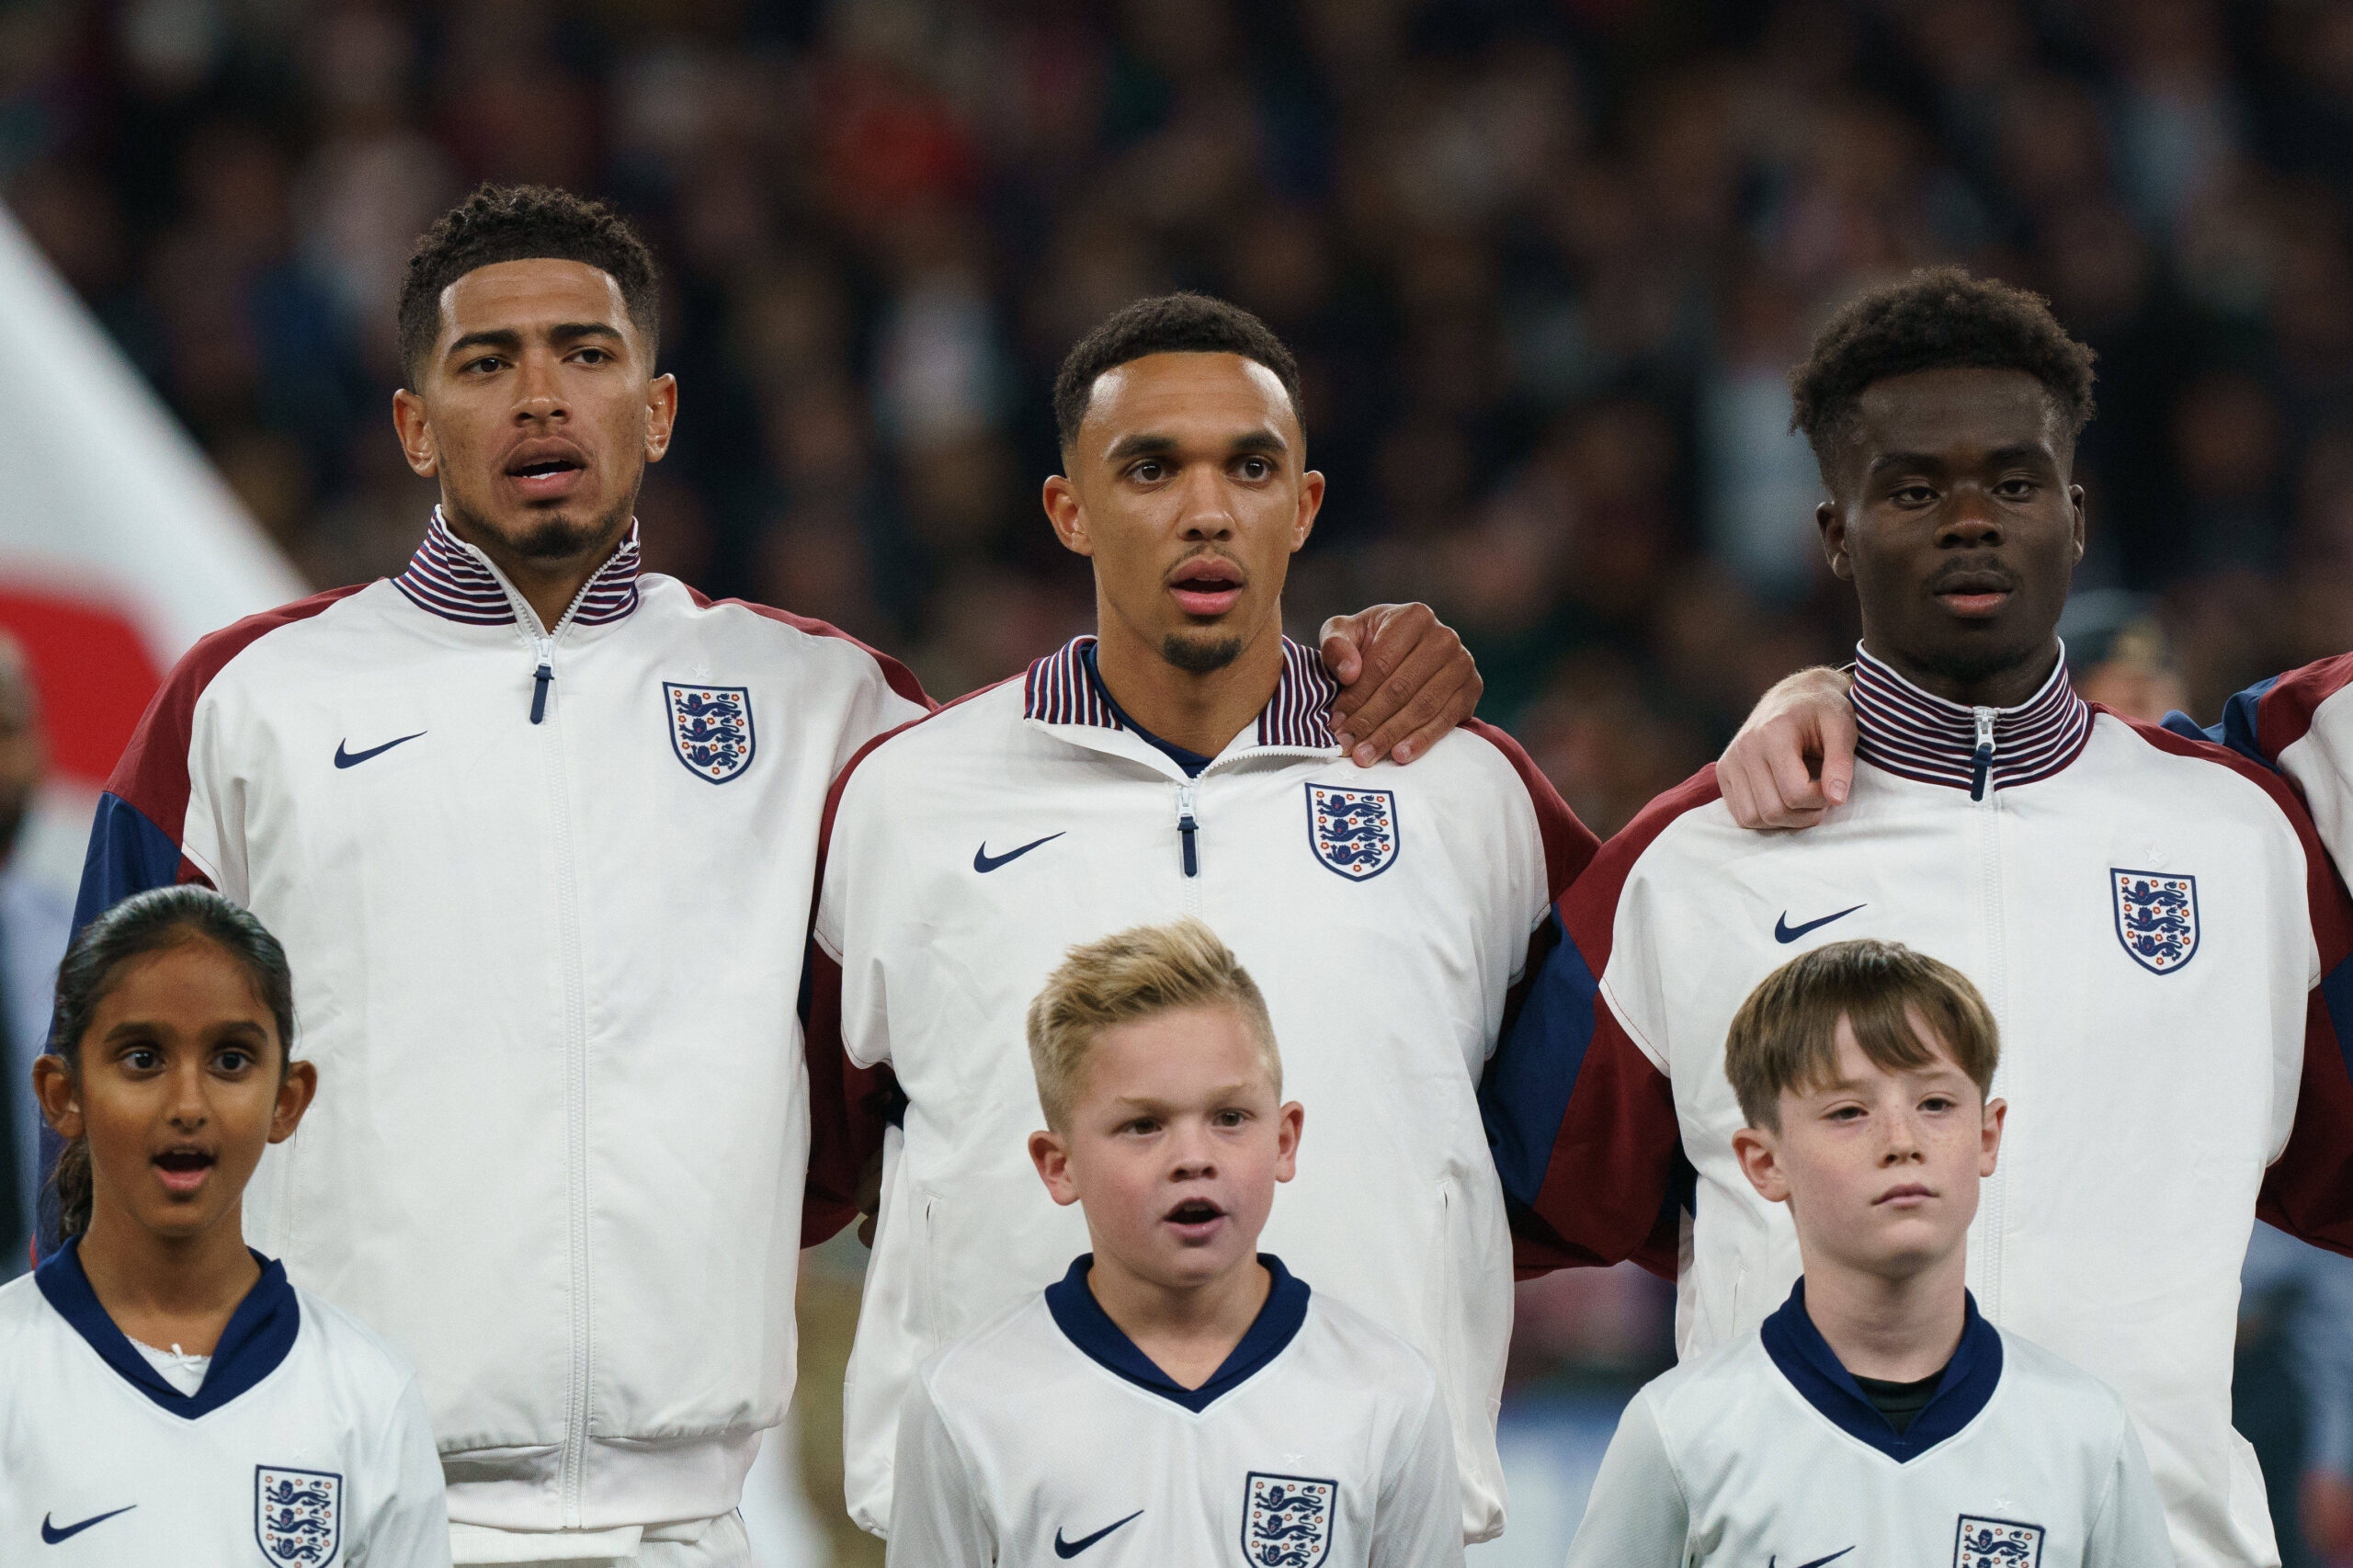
[392,508,642,630]
[1850,642,2091,796]
[36,1233,301,1417]
[1760,1276,2003,1461]
[1023,636,1338,751]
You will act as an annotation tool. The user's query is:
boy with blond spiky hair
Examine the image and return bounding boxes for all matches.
[1568,939,2172,1568]
[885,918,1462,1568]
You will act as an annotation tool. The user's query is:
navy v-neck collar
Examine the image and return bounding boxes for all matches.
[35,1233,301,1418]
[1080,643,1216,777]
[1760,1277,2002,1462]
[1046,1253,1311,1413]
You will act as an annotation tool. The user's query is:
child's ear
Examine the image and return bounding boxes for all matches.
[1979,1096,2006,1177]
[31,1055,81,1139]
[1029,1129,1080,1207]
[1732,1124,1790,1205]
[268,1060,319,1144]
[1273,1101,1303,1184]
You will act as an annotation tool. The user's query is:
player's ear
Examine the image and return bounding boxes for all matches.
[643,373,678,462]
[1733,1124,1790,1205]
[269,1059,319,1145]
[1979,1096,2006,1177]
[1817,500,1851,582]
[1273,1101,1302,1184]
[1029,1128,1080,1206]
[1044,473,1092,558]
[1292,470,1323,551]
[31,1054,81,1140]
[392,389,438,479]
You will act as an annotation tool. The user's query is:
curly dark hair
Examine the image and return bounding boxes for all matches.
[1052,293,1303,449]
[1790,267,2097,472]
[396,184,662,387]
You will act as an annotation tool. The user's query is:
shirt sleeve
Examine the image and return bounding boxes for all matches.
[356,1373,454,1568]
[885,1370,995,1567]
[1562,1391,1688,1568]
[2082,1411,2177,1568]
[1482,771,1713,1278]
[1369,1375,1464,1568]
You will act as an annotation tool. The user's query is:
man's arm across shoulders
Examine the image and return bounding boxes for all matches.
[1480,768,1715,1278]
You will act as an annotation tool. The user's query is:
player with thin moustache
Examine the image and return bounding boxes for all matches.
[63,190,1486,1568]
[813,294,1592,1543]
[1494,268,2353,1568]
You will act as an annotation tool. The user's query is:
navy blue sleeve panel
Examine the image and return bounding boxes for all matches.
[72,791,194,930]
[2160,710,2228,749]
[1483,766,1719,1281]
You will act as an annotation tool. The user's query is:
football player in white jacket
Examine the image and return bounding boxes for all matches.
[1568,938,2173,1568]
[1500,267,2353,1568]
[3,887,449,1565]
[889,919,1461,1568]
[57,187,1484,1566]
[813,293,1595,1543]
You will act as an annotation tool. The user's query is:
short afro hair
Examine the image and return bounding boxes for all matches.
[396,184,662,387]
[1052,292,1303,450]
[1790,267,2096,469]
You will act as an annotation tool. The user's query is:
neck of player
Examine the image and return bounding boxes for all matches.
[1802,1239,1969,1384]
[1091,607,1288,759]
[440,507,624,636]
[1863,633,2063,711]
[75,1200,261,1358]
[1087,1244,1272,1391]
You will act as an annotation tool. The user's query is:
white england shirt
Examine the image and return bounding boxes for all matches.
[886,1255,1462,1568]
[1567,1282,2175,1568]
[0,1239,450,1566]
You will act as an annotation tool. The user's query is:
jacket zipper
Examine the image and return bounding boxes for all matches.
[489,567,602,1520]
[1972,704,2007,1323]
[1175,782,1200,879]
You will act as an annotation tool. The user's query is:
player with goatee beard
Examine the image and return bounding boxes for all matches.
[1497,267,2353,1568]
[58,189,1488,1568]
[813,291,1596,1546]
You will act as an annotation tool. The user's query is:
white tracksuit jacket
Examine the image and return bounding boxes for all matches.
[1495,645,2353,1568]
[810,635,1594,1542]
[58,513,929,1535]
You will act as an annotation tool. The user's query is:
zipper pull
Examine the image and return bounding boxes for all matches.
[530,637,554,725]
[1175,783,1199,878]
[1970,708,1995,801]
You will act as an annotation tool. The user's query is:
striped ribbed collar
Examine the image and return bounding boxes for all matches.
[1850,641,2092,799]
[392,509,642,630]
[1023,635,1340,751]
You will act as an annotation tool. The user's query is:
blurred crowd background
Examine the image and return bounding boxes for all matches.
[8,0,2353,1560]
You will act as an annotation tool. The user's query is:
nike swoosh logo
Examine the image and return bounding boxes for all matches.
[1775,904,1866,943]
[1054,1511,1142,1558]
[1768,1549,1855,1568]
[42,1506,135,1543]
[973,832,1066,873]
[334,732,426,768]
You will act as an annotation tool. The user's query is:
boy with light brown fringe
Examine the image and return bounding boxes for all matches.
[1567,938,2172,1568]
[885,917,1461,1567]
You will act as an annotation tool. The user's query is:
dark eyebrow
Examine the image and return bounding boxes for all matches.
[1103,428,1290,463]
[444,322,624,361]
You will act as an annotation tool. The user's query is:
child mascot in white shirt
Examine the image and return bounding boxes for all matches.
[1568,938,2172,1568]
[0,886,449,1565]
[886,916,1462,1567]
